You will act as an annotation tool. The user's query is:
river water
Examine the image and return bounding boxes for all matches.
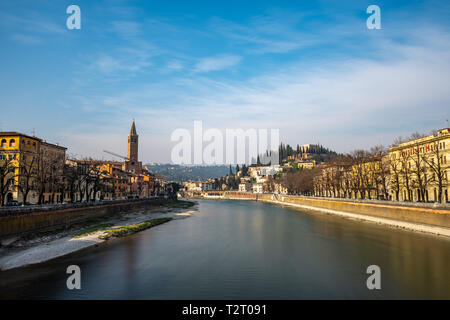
[1,199,449,299]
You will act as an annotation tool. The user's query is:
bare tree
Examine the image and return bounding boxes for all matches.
[282,168,318,196]
[409,142,431,202]
[63,164,79,203]
[0,154,17,205]
[392,136,406,147]
[264,175,276,193]
[350,150,370,199]
[370,145,390,199]
[17,154,38,204]
[87,165,103,201]
[389,158,402,201]
[399,153,413,201]
[409,132,426,140]
[422,141,447,203]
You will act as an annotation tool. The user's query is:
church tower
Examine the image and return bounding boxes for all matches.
[124,120,142,174]
[127,120,138,162]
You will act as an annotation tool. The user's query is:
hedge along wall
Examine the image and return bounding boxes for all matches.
[0,198,171,239]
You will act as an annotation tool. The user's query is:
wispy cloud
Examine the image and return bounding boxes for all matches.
[80,43,156,80]
[209,11,317,54]
[111,20,142,38]
[194,54,242,73]
[10,33,42,45]
[166,60,184,71]
[75,28,450,161]
[0,11,65,36]
[2,1,450,163]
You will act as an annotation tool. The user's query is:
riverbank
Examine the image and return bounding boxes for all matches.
[0,197,173,239]
[0,200,197,271]
[265,199,450,237]
[188,192,450,238]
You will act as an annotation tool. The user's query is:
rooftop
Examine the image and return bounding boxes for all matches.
[0,131,42,141]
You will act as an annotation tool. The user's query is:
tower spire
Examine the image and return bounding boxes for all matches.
[130,119,137,136]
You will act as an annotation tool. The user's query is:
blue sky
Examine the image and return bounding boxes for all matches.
[1,0,450,162]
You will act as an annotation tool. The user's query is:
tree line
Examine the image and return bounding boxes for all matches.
[278,131,448,203]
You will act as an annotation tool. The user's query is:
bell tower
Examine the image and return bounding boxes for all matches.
[127,120,138,162]
[124,120,142,174]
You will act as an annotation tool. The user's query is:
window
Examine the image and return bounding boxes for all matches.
[9,139,15,147]
[0,154,5,160]
[1,139,6,147]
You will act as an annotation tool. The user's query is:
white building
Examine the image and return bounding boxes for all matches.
[252,183,264,194]
[239,181,252,192]
[200,181,214,192]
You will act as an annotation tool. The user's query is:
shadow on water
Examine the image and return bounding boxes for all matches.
[1,199,449,299]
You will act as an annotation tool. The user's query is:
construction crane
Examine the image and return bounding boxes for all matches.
[103,150,130,161]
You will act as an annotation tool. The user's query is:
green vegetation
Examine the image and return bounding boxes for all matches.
[167,200,196,209]
[74,223,114,238]
[99,218,172,240]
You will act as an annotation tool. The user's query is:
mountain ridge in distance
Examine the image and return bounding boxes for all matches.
[145,163,230,182]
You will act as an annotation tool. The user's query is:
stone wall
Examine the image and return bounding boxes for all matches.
[0,198,171,239]
[189,192,450,229]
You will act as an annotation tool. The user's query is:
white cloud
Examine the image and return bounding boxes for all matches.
[61,27,450,162]
[166,60,183,71]
[209,13,318,54]
[85,45,155,78]
[10,33,42,45]
[194,55,242,73]
[111,21,142,38]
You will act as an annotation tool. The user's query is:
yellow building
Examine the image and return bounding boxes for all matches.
[388,128,449,203]
[0,132,41,204]
[296,160,316,170]
[313,156,389,200]
[40,141,67,203]
[350,155,389,200]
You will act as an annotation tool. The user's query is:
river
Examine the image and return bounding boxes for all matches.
[1,199,449,299]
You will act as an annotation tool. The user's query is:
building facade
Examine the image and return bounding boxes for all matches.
[0,132,42,204]
[388,128,449,203]
[312,128,449,203]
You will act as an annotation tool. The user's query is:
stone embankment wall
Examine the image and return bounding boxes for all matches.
[188,191,450,229]
[0,198,171,239]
